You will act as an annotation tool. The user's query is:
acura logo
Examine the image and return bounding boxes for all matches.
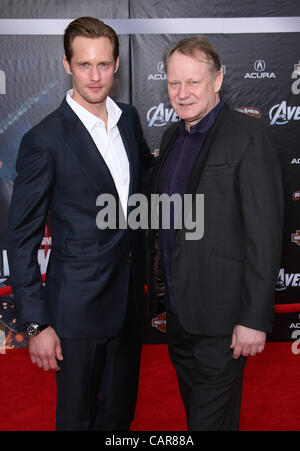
[148,61,167,81]
[245,60,275,79]
[254,60,266,72]
[157,61,165,73]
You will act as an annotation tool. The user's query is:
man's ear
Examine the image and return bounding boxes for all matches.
[114,56,120,74]
[214,70,223,93]
[63,55,72,75]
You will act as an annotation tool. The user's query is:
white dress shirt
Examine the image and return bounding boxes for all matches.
[66,89,130,217]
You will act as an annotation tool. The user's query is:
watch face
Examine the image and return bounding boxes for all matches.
[27,324,39,336]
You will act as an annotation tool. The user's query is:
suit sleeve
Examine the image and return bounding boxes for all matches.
[7,134,55,331]
[237,126,284,333]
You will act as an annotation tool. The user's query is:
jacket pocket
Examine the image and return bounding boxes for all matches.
[203,163,234,176]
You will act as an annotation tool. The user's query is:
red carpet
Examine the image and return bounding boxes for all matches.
[0,342,299,431]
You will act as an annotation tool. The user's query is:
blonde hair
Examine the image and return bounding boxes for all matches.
[164,36,221,72]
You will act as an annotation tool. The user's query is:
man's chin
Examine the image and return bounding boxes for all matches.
[175,106,194,120]
[80,88,110,105]
[72,89,108,107]
[177,113,193,122]
[86,91,107,103]
[85,93,107,104]
[87,98,107,105]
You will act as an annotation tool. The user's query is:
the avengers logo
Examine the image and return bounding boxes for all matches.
[147,103,179,127]
[276,268,300,291]
[269,101,300,125]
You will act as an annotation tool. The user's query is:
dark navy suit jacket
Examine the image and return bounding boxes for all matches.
[8,98,152,339]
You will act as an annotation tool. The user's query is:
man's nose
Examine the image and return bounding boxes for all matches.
[90,66,101,81]
[178,83,189,99]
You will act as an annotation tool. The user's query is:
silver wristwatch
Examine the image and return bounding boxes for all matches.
[25,322,49,337]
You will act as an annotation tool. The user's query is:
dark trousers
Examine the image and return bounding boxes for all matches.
[55,292,142,431]
[167,312,247,431]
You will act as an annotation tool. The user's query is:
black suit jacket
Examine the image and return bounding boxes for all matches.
[148,104,284,335]
[8,98,152,339]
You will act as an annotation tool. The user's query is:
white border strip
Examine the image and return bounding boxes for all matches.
[0,17,299,35]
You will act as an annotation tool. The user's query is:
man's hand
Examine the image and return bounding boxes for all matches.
[230,325,266,360]
[29,326,63,371]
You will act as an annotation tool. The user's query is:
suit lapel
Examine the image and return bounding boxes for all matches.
[59,99,119,197]
[117,110,136,198]
[153,105,230,242]
[154,105,230,196]
[186,104,230,194]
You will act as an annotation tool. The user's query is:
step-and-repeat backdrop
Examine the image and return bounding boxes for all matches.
[0,0,299,349]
